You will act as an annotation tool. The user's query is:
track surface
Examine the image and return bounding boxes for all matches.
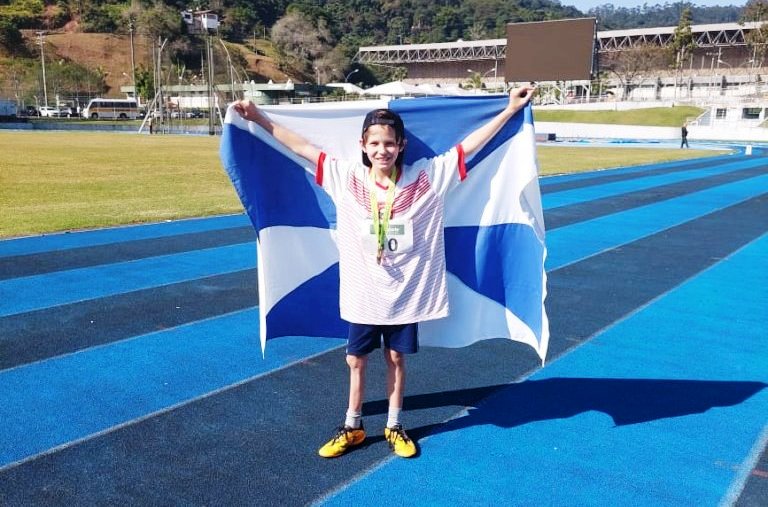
[1,150,766,506]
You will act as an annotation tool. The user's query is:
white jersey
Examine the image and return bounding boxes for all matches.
[316,146,466,325]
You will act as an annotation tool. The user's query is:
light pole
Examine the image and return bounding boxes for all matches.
[345,68,359,83]
[218,38,238,101]
[717,58,731,97]
[36,31,48,107]
[152,37,168,133]
[128,18,137,101]
[708,52,717,98]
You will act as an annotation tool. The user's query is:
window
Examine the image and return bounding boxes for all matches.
[715,108,727,119]
[742,108,761,120]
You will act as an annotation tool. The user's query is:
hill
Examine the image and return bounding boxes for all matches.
[0,0,746,103]
[12,30,291,97]
[32,32,151,96]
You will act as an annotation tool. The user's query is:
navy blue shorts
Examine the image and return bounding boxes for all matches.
[346,323,419,356]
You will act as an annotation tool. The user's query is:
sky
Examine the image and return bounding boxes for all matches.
[565,0,748,11]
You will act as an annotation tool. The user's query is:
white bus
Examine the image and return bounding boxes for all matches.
[82,98,139,119]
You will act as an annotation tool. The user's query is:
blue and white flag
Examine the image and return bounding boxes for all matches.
[220,96,549,362]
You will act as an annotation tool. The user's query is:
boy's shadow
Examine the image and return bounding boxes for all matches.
[363,377,767,442]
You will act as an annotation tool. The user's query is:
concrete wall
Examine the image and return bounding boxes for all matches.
[536,121,768,143]
[0,122,138,132]
[537,101,675,111]
[0,121,214,135]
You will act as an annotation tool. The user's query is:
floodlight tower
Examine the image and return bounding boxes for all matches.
[183,10,220,135]
[36,31,48,107]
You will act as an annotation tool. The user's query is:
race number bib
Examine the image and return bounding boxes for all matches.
[361,218,414,256]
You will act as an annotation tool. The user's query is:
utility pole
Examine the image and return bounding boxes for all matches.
[128,18,137,101]
[206,33,215,135]
[36,31,48,107]
[157,36,162,131]
[154,37,168,133]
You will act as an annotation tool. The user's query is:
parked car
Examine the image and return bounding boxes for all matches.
[58,107,77,118]
[38,106,61,118]
[22,106,40,117]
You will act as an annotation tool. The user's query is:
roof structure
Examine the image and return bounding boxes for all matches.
[355,21,767,64]
[598,21,764,52]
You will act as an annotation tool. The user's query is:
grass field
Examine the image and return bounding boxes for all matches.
[1,132,239,238]
[0,130,726,239]
[534,106,704,127]
[537,145,719,174]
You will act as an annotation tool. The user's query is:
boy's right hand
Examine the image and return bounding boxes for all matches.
[233,99,258,122]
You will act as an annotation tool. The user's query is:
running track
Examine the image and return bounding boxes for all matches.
[1,149,767,506]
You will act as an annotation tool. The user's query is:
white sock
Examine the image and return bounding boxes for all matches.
[345,409,362,429]
[387,407,402,428]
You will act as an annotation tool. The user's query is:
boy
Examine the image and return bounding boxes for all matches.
[234,85,534,458]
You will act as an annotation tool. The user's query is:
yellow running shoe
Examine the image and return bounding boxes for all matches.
[384,424,417,458]
[318,423,366,458]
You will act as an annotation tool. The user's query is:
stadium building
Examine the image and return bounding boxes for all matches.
[354,21,767,102]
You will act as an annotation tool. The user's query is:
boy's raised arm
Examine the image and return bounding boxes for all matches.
[459,85,535,156]
[233,100,322,165]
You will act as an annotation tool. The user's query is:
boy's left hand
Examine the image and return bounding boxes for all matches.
[508,85,536,113]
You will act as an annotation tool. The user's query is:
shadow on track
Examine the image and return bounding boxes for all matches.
[362,378,767,442]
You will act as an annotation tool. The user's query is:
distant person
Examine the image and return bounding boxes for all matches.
[148,116,154,135]
[681,122,689,149]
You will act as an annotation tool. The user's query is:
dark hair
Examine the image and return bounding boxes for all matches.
[361,109,406,168]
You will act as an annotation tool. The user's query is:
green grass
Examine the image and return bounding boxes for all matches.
[534,106,704,127]
[0,130,729,238]
[0,131,242,238]
[536,145,723,176]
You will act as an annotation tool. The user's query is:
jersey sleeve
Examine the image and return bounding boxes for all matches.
[414,145,466,198]
[315,152,356,203]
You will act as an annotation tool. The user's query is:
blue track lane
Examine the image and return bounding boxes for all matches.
[0,243,257,317]
[0,214,251,258]
[319,232,768,506]
[542,157,765,209]
[0,151,766,505]
[0,308,344,468]
[546,174,768,269]
[539,152,738,187]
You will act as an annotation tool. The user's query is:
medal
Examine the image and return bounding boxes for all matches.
[369,168,397,265]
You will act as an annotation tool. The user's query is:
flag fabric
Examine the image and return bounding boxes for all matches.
[219,96,549,363]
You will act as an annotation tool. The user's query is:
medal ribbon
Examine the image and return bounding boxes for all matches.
[369,168,397,264]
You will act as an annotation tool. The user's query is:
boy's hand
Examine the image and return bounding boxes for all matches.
[507,85,536,114]
[233,99,258,122]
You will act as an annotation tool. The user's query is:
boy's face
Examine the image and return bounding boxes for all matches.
[361,124,404,174]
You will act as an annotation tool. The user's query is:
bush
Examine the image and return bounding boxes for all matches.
[0,16,23,53]
[80,5,119,32]
[0,0,44,28]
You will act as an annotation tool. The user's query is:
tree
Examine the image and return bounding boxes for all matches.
[134,65,153,103]
[134,3,183,43]
[602,44,668,99]
[314,46,347,84]
[0,58,36,104]
[671,7,695,70]
[466,71,484,89]
[0,16,24,54]
[271,11,339,82]
[741,0,768,70]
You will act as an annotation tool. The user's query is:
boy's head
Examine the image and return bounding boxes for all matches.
[361,109,406,170]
